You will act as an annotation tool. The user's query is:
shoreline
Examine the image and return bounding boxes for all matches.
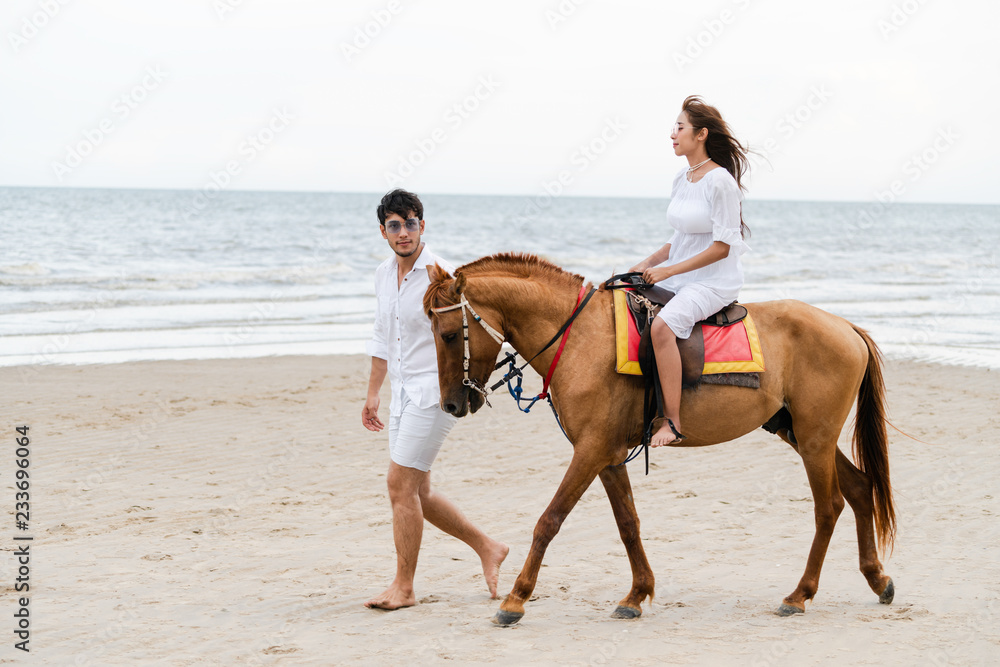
[5,343,1000,371]
[4,354,998,663]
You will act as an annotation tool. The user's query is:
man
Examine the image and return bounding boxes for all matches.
[362,189,508,610]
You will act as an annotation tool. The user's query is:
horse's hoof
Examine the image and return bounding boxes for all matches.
[492,609,524,627]
[611,605,641,619]
[878,578,895,605]
[775,602,804,617]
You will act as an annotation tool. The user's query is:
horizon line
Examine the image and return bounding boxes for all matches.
[0,182,996,208]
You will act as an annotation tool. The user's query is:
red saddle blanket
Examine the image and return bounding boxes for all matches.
[613,290,765,376]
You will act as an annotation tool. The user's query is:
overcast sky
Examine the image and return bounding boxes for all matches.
[2,0,997,203]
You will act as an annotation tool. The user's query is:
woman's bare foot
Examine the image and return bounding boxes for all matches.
[480,541,510,599]
[363,582,416,610]
[650,418,686,448]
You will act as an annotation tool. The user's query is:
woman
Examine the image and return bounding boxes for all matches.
[629,95,751,447]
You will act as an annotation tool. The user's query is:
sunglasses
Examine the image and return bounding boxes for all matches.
[385,218,420,234]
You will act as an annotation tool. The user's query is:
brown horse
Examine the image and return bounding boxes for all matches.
[423,253,895,625]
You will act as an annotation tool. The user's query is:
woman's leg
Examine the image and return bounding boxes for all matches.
[649,284,728,446]
[649,317,685,446]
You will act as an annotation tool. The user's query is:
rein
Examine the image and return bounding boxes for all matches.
[490,284,593,396]
[431,283,596,416]
[490,285,592,432]
[431,280,650,473]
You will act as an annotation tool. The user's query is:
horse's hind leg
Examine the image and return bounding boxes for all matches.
[777,428,846,616]
[598,464,655,619]
[778,439,894,606]
[836,448,894,603]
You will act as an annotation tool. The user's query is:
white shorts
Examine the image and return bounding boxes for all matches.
[388,389,458,472]
[656,284,733,340]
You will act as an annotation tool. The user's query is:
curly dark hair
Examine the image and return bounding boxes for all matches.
[377,189,423,225]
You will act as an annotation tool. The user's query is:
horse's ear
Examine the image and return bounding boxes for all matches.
[452,272,466,296]
[427,263,451,284]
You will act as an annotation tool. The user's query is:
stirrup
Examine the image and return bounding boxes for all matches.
[663,418,687,445]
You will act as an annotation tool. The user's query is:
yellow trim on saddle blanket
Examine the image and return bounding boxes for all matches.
[613,289,765,375]
[702,313,766,374]
[614,289,642,375]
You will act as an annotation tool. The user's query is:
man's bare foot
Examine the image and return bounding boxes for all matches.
[650,418,686,448]
[363,583,416,610]
[480,541,510,599]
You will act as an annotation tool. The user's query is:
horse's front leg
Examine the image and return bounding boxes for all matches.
[599,463,655,618]
[493,448,607,626]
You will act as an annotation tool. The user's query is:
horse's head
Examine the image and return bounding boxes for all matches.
[424,263,504,417]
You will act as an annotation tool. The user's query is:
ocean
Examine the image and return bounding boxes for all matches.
[2,187,998,369]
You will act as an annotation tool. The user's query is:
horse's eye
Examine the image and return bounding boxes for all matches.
[442,332,458,343]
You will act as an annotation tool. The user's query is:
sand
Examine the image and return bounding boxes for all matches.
[2,354,998,665]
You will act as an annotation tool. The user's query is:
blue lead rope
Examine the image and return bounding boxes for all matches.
[499,354,572,441]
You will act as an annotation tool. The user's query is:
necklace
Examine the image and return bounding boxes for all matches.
[686,158,711,181]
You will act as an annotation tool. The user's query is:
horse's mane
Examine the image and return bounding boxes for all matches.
[457,252,584,286]
[425,252,584,315]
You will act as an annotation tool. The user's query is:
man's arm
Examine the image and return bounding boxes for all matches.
[364,267,389,432]
[362,356,387,431]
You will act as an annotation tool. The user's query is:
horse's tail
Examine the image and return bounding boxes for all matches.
[851,326,896,556]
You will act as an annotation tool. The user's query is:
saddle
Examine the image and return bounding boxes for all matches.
[634,290,747,387]
[608,274,751,388]
[603,273,762,470]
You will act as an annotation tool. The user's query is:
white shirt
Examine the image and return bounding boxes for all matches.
[367,245,455,416]
[661,167,750,301]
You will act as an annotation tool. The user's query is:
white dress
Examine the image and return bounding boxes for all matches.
[656,167,750,339]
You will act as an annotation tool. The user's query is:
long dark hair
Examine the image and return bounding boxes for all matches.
[682,95,750,239]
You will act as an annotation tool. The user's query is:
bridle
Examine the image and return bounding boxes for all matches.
[430,284,596,406]
[430,294,505,401]
[430,274,653,474]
